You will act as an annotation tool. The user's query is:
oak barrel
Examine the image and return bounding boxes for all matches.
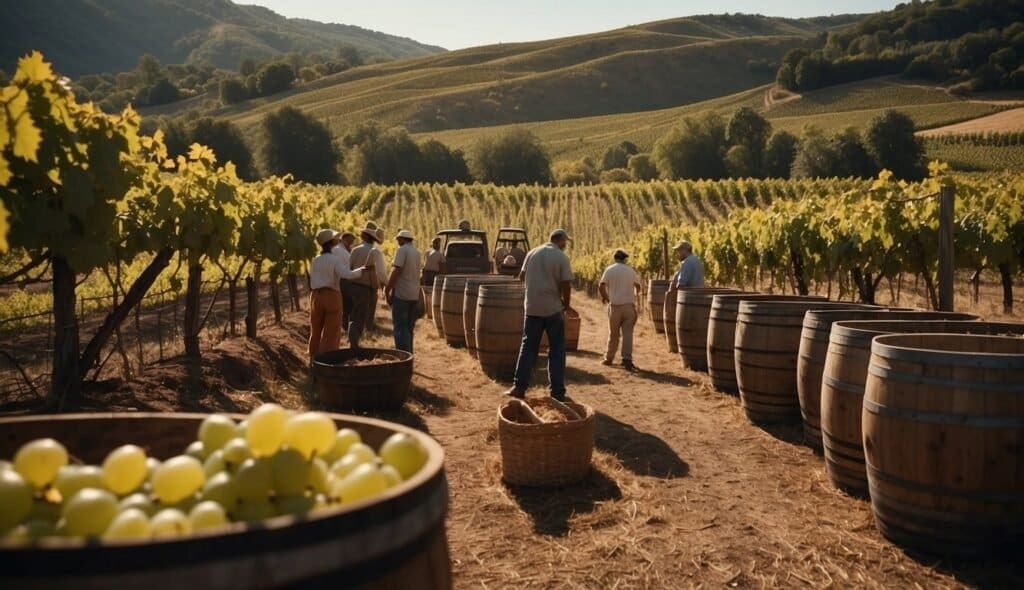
[796,309,974,452]
[440,276,475,347]
[662,295,678,353]
[675,288,739,371]
[0,412,450,590]
[822,319,1021,497]
[314,348,414,411]
[647,280,670,334]
[539,309,580,353]
[706,294,821,394]
[463,276,514,359]
[735,300,872,424]
[864,333,1024,556]
[431,276,445,337]
[476,283,526,381]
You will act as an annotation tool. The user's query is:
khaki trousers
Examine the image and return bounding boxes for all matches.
[605,303,637,362]
[309,288,343,359]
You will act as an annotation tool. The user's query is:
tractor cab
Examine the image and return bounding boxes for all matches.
[493,227,530,276]
[437,220,491,275]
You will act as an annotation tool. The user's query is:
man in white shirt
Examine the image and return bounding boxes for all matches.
[385,230,422,354]
[333,231,357,329]
[347,223,388,347]
[599,249,642,372]
[309,229,366,360]
[421,237,445,287]
[505,228,575,401]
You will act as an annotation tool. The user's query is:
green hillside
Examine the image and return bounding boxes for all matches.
[184,14,859,141]
[1,0,444,76]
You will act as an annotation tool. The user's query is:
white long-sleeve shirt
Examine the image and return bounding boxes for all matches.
[310,250,362,290]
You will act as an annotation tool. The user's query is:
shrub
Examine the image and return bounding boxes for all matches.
[471,130,552,185]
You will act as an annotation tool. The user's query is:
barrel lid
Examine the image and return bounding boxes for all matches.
[871,333,1024,370]
[831,319,1022,346]
[803,309,976,332]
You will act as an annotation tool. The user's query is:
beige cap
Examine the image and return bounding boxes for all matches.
[396,229,415,240]
[316,228,340,246]
[673,241,692,252]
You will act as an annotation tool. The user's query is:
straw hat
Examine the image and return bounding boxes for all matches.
[673,241,692,252]
[359,222,380,243]
[396,229,415,240]
[315,228,340,246]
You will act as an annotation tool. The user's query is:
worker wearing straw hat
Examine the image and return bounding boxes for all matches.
[505,228,575,401]
[308,229,367,361]
[347,222,388,347]
[385,229,422,353]
[333,231,358,330]
[668,240,704,293]
[599,248,642,372]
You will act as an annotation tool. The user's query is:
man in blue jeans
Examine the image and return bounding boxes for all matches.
[385,229,421,354]
[505,229,575,401]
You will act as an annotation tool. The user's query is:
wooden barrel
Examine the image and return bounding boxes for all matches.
[0,413,450,590]
[706,294,820,394]
[431,276,445,338]
[675,288,739,371]
[822,319,1022,497]
[662,295,678,353]
[476,283,526,381]
[440,276,475,347]
[796,309,976,453]
[313,348,414,411]
[735,300,872,424]
[864,333,1024,556]
[565,309,581,352]
[463,276,514,358]
[647,280,670,334]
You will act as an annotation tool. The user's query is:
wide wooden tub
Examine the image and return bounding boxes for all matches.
[313,348,414,411]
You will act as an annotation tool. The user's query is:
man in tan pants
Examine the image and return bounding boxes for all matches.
[309,229,367,362]
[599,249,642,372]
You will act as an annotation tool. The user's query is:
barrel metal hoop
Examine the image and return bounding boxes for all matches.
[871,339,1024,369]
[867,363,1024,394]
[868,465,1024,505]
[822,375,865,395]
[863,397,1024,428]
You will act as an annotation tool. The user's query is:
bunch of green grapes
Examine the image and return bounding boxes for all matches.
[0,403,430,542]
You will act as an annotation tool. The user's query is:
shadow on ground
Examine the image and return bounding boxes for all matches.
[505,466,622,536]
[595,412,689,478]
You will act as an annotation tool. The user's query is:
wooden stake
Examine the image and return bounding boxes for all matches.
[938,185,955,312]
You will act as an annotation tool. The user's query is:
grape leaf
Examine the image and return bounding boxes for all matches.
[13,112,41,163]
[0,154,10,186]
[14,51,54,84]
[0,199,8,252]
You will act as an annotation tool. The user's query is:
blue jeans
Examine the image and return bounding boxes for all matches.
[391,298,417,354]
[513,313,566,397]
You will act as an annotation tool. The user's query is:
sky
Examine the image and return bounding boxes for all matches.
[245,1,902,50]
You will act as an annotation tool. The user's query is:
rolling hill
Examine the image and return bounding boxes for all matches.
[1,0,444,76]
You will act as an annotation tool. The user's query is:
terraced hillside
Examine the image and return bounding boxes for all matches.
[191,14,858,139]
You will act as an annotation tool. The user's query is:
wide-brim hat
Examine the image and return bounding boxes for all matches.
[396,229,415,240]
[360,222,380,242]
[375,228,385,243]
[316,228,340,246]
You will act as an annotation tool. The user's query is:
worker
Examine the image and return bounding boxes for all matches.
[308,229,366,361]
[333,231,357,330]
[669,240,704,292]
[385,229,422,354]
[599,248,642,372]
[347,223,388,348]
[422,236,445,286]
[505,228,575,401]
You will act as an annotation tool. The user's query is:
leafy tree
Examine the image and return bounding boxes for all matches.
[261,107,340,184]
[161,118,191,159]
[136,53,162,86]
[791,127,840,179]
[726,107,772,174]
[471,130,552,185]
[337,44,365,67]
[418,139,471,184]
[763,131,799,179]
[143,78,179,106]
[239,58,257,77]
[600,140,639,171]
[833,128,879,178]
[865,110,926,180]
[554,158,600,185]
[599,168,633,183]
[627,153,659,181]
[190,118,258,180]
[724,144,756,178]
[652,113,728,180]
[256,62,294,97]
[343,123,421,185]
[219,78,248,105]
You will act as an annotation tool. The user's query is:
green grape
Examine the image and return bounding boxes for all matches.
[271,449,311,496]
[329,453,370,481]
[0,469,33,530]
[150,508,191,538]
[200,471,239,508]
[221,438,251,467]
[185,441,206,460]
[327,429,361,463]
[118,493,156,516]
[379,433,428,480]
[103,508,151,540]
[188,501,228,532]
[246,403,287,457]
[29,498,63,523]
[330,463,387,505]
[54,465,106,500]
[203,450,227,477]
[308,458,329,494]
[234,498,276,522]
[345,443,377,464]
[14,438,68,488]
[7,518,57,541]
[63,488,118,536]
[151,456,205,504]
[102,444,148,495]
[233,458,272,502]
[163,493,200,515]
[276,493,315,516]
[379,464,403,488]
[198,414,237,453]
[282,412,336,459]
[235,420,249,439]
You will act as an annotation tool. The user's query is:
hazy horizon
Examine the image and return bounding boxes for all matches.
[244,1,902,50]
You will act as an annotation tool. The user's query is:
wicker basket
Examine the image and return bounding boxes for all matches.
[497,398,594,487]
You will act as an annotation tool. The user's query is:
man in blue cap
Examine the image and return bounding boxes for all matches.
[505,228,575,401]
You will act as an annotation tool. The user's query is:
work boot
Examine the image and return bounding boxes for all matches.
[622,360,638,372]
[503,387,526,399]
[601,359,613,366]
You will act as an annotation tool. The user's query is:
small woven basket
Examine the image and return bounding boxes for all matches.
[497,398,594,487]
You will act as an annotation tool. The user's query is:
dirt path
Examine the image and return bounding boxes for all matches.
[918,106,1024,136]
